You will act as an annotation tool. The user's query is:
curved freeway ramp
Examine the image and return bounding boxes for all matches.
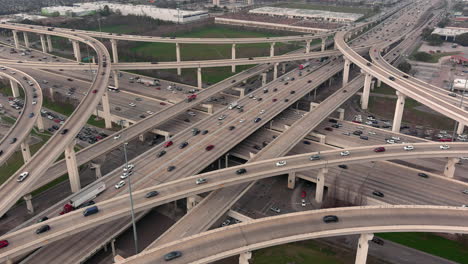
[0,142,466,261]
[121,205,468,264]
[0,67,43,166]
[0,24,111,217]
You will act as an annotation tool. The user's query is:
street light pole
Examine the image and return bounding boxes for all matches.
[121,120,139,254]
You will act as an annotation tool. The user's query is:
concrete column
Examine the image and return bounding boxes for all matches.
[225,153,229,168]
[377,79,382,87]
[10,80,20,98]
[444,157,459,178]
[12,30,19,49]
[46,35,53,52]
[273,63,278,80]
[355,233,374,264]
[201,104,214,114]
[457,122,465,135]
[101,91,112,129]
[337,108,345,121]
[282,63,286,74]
[175,43,181,75]
[23,32,30,48]
[321,37,327,52]
[65,141,81,193]
[270,42,275,57]
[20,140,31,163]
[287,171,296,189]
[231,43,236,73]
[35,116,45,132]
[197,67,202,89]
[239,251,252,264]
[392,91,406,133]
[187,196,197,211]
[262,72,267,86]
[23,194,34,214]
[113,70,119,89]
[94,163,102,179]
[110,39,119,63]
[361,73,372,110]
[305,39,311,53]
[111,239,116,257]
[370,80,375,92]
[315,168,328,203]
[343,57,351,85]
[72,40,81,62]
[139,133,146,142]
[40,35,47,53]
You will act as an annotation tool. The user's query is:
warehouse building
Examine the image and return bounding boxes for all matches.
[249,7,363,23]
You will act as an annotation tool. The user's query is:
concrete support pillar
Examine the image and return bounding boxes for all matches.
[139,133,146,142]
[113,70,119,89]
[110,39,119,63]
[287,171,296,189]
[321,37,327,52]
[377,79,382,88]
[392,91,406,133]
[175,43,181,76]
[201,104,214,114]
[457,122,465,135]
[187,196,198,211]
[337,108,345,121]
[355,233,374,264]
[282,63,286,74]
[72,40,81,62]
[233,87,245,98]
[305,39,311,53]
[197,67,202,89]
[93,163,102,179]
[65,141,81,193]
[111,239,116,257]
[444,157,459,178]
[101,91,112,129]
[370,80,375,92]
[225,153,229,168]
[12,30,19,49]
[10,80,20,98]
[361,73,372,110]
[262,72,267,86]
[46,35,53,52]
[23,194,34,214]
[343,57,351,85]
[315,168,328,203]
[20,140,31,163]
[273,63,278,80]
[270,42,275,57]
[231,43,236,73]
[23,32,29,48]
[35,116,45,132]
[239,251,252,264]
[40,35,47,53]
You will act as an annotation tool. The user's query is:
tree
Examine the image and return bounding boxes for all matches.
[427,34,443,46]
[421,27,433,39]
[100,5,111,16]
[455,32,468,46]
[413,52,432,62]
[397,61,412,73]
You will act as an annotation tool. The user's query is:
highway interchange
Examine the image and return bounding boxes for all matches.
[0,0,467,263]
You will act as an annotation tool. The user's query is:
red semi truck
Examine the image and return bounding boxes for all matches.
[60,182,106,215]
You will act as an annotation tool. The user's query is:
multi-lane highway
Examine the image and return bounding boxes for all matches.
[0,66,42,165]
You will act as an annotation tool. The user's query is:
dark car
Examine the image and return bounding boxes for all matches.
[374,147,385,152]
[192,128,200,136]
[145,191,159,198]
[324,127,333,131]
[167,166,176,172]
[236,168,247,175]
[254,117,262,123]
[61,129,69,135]
[206,145,215,151]
[164,251,182,261]
[228,126,235,131]
[338,164,348,169]
[78,200,95,209]
[372,237,384,245]
[37,216,49,223]
[307,80,312,83]
[10,138,17,144]
[157,150,166,158]
[360,135,369,140]
[402,75,409,79]
[0,240,8,249]
[179,142,188,149]
[372,191,384,197]
[323,215,339,223]
[353,130,363,135]
[388,76,395,81]
[329,119,338,123]
[35,225,50,234]
[83,206,99,217]
[67,78,73,82]
[290,91,296,94]
[201,130,209,135]
[418,172,429,178]
[284,99,289,102]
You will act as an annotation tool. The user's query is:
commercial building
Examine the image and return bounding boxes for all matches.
[432,27,468,40]
[249,7,363,23]
[453,78,468,90]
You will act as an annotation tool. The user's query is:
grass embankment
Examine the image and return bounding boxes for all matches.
[411,51,460,63]
[378,233,468,264]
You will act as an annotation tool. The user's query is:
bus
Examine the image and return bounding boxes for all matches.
[108,85,119,92]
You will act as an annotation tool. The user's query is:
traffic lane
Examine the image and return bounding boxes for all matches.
[120,206,468,264]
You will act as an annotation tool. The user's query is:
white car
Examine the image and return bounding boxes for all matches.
[259,110,265,114]
[440,145,450,150]
[17,172,29,182]
[32,101,37,105]
[386,139,395,144]
[270,206,281,213]
[128,102,136,107]
[218,114,227,120]
[187,111,196,116]
[276,161,287,167]
[239,119,245,123]
[357,126,364,129]
[113,134,121,140]
[340,151,350,156]
[120,171,133,179]
[301,199,306,207]
[403,145,414,151]
[146,111,155,115]
[115,180,126,189]
[463,189,468,195]
[196,178,207,185]
[368,131,376,135]
[391,136,400,141]
[123,164,134,172]
[365,121,373,125]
